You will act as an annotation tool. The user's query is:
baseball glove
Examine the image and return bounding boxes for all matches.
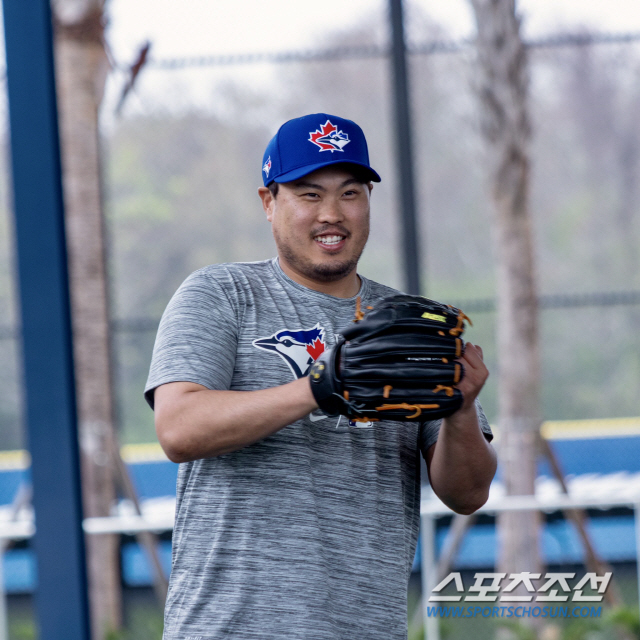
[308,294,471,421]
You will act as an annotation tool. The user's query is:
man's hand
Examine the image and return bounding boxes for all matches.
[455,343,489,411]
[427,342,497,514]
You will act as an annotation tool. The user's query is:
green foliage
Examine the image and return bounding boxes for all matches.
[2,17,640,445]
[103,607,164,640]
[550,606,640,640]
[498,620,539,640]
[100,33,640,440]
[602,605,640,637]
[408,606,640,640]
[8,620,36,640]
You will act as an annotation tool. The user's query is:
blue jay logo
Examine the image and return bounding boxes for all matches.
[253,324,326,379]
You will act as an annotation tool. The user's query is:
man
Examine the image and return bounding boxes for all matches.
[145,113,497,639]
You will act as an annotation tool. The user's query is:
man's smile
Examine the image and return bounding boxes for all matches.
[314,235,344,245]
[312,225,351,252]
[313,233,347,251]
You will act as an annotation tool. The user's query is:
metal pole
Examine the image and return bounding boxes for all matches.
[635,505,640,616]
[1,1,90,638]
[0,542,7,640]
[389,0,422,295]
[420,513,439,640]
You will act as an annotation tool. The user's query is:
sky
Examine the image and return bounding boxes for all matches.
[107,0,640,63]
[99,0,640,120]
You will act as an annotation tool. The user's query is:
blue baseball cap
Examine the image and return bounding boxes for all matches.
[261,113,381,186]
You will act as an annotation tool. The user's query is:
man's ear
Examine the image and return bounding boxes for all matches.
[258,186,274,222]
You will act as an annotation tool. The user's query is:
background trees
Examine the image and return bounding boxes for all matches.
[0,5,638,451]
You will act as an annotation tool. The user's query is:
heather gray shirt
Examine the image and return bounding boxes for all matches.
[145,258,492,640]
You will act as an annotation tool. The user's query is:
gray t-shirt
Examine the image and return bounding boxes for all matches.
[145,258,492,640]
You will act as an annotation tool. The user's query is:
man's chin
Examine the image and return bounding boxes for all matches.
[276,240,364,284]
[304,258,358,283]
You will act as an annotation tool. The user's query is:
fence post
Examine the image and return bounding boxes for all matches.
[1,0,90,638]
[0,543,6,640]
[635,504,640,615]
[421,512,439,640]
[389,0,422,295]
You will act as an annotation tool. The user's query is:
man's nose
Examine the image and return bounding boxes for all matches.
[317,198,344,223]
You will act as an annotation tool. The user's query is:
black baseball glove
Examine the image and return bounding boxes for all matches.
[308,294,471,421]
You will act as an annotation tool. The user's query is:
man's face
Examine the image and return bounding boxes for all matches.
[259,165,372,284]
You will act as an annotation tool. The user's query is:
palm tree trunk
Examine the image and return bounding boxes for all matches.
[469,0,543,593]
[53,2,122,638]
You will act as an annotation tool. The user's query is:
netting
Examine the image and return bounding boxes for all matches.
[0,10,639,448]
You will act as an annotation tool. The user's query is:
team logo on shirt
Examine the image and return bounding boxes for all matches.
[253,324,326,379]
[308,120,351,152]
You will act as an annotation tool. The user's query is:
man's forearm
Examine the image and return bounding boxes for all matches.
[154,377,319,462]
[427,405,497,514]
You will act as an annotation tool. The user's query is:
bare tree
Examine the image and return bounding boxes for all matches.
[469,0,543,593]
[52,1,122,637]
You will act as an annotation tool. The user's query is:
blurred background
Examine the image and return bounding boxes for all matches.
[2,0,640,449]
[1,1,640,639]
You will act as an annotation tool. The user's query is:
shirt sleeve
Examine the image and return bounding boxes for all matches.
[144,268,238,409]
[418,398,494,458]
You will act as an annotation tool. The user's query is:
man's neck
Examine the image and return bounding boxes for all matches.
[277,258,361,299]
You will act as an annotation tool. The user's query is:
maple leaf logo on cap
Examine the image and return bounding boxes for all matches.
[308,119,351,152]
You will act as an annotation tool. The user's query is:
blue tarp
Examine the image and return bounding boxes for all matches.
[3,435,640,592]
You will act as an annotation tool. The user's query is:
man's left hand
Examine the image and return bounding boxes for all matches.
[455,343,489,412]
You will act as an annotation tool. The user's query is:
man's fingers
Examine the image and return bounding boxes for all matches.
[475,344,484,360]
[461,343,483,368]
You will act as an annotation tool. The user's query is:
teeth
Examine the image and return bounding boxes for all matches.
[315,235,344,245]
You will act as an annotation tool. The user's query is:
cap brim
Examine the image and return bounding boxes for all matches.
[273,160,381,184]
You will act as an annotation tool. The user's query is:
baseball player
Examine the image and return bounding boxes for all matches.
[145,113,497,639]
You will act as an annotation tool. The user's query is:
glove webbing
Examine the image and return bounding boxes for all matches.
[344,390,450,420]
[375,403,440,419]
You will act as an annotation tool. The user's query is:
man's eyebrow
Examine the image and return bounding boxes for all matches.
[293,181,325,190]
[292,178,362,190]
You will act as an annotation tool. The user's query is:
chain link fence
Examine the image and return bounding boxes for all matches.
[0,19,639,449]
[0,8,638,639]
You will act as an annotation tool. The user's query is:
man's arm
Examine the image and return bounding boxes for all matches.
[154,377,318,462]
[426,344,497,515]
